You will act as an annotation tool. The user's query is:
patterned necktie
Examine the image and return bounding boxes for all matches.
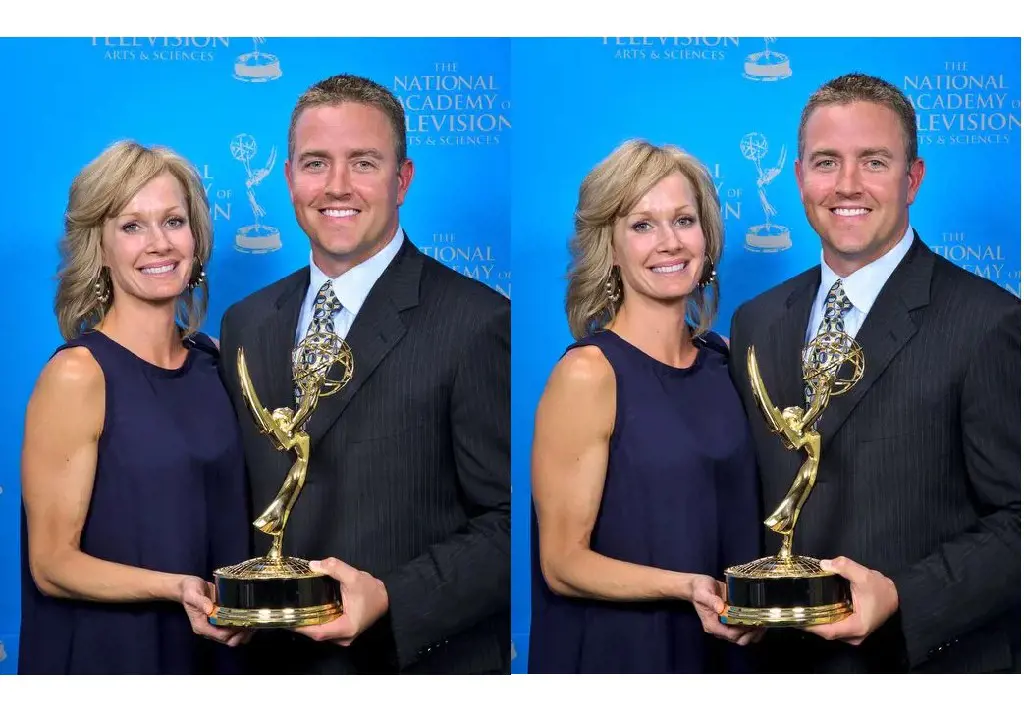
[805,278,853,405]
[294,280,343,401]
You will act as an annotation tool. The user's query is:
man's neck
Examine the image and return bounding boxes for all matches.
[823,221,910,278]
[312,224,400,279]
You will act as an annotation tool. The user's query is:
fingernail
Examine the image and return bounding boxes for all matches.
[820,560,833,571]
[310,560,322,571]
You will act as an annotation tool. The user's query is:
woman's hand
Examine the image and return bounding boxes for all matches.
[179,576,251,647]
[689,575,765,645]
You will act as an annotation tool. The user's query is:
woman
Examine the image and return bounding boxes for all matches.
[529,140,762,673]
[19,141,251,674]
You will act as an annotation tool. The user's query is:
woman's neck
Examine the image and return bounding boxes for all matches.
[609,297,697,369]
[97,298,187,369]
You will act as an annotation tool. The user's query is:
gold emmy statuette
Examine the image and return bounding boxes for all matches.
[722,330,865,627]
[210,331,354,628]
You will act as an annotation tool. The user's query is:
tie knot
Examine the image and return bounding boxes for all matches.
[826,278,852,314]
[814,277,854,344]
[314,280,343,318]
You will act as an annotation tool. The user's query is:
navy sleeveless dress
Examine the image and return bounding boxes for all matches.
[528,329,761,673]
[19,330,250,674]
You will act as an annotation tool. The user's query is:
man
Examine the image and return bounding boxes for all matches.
[218,74,510,674]
[727,73,1020,672]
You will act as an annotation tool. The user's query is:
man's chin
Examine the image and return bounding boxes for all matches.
[821,230,876,254]
[312,234,364,258]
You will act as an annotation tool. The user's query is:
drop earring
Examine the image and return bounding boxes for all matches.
[94,272,110,304]
[189,258,206,290]
[699,255,717,288]
[605,267,621,304]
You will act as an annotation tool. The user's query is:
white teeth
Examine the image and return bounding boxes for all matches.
[652,263,687,274]
[322,208,358,218]
[141,264,175,275]
[832,207,869,216]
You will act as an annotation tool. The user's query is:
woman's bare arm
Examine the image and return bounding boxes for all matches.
[532,345,699,602]
[22,347,188,603]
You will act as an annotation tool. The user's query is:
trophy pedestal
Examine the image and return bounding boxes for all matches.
[743,51,792,81]
[233,52,282,82]
[210,556,342,628]
[235,225,282,254]
[745,224,791,252]
[722,554,851,627]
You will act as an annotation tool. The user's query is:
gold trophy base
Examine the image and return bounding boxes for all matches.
[210,602,342,628]
[722,601,851,627]
[722,554,852,628]
[210,556,342,629]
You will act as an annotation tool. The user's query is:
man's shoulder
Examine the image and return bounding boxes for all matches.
[419,254,510,320]
[223,266,308,326]
[930,250,1020,314]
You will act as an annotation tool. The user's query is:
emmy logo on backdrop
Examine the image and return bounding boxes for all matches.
[231,134,281,254]
[743,37,792,81]
[740,132,791,252]
[233,37,282,82]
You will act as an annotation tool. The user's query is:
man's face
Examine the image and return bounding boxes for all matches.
[796,100,924,276]
[285,102,414,277]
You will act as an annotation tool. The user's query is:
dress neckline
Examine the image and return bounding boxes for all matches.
[88,329,198,379]
[598,329,709,377]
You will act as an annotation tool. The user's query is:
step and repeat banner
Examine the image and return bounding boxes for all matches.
[509,37,1021,672]
[0,37,511,674]
[0,36,1018,676]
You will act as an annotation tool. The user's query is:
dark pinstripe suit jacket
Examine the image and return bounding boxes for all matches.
[218,237,510,674]
[729,234,1020,673]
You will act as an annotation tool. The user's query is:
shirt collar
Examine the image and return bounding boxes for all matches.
[818,224,914,313]
[308,225,405,316]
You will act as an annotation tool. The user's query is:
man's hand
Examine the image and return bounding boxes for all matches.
[804,556,899,645]
[294,557,390,646]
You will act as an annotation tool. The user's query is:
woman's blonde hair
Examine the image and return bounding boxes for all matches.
[55,140,213,341]
[565,139,724,340]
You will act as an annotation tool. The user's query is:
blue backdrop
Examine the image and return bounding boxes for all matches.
[1,36,1019,676]
[509,37,1021,672]
[0,37,511,673]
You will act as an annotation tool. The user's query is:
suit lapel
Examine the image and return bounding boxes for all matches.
[305,237,424,449]
[248,269,309,414]
[762,269,819,412]
[815,234,934,450]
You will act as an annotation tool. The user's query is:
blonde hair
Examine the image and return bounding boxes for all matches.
[565,139,724,340]
[55,140,212,341]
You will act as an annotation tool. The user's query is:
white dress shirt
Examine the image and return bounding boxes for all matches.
[805,225,915,342]
[295,226,405,344]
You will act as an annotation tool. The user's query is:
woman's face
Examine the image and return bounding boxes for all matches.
[611,170,707,307]
[101,172,196,308]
